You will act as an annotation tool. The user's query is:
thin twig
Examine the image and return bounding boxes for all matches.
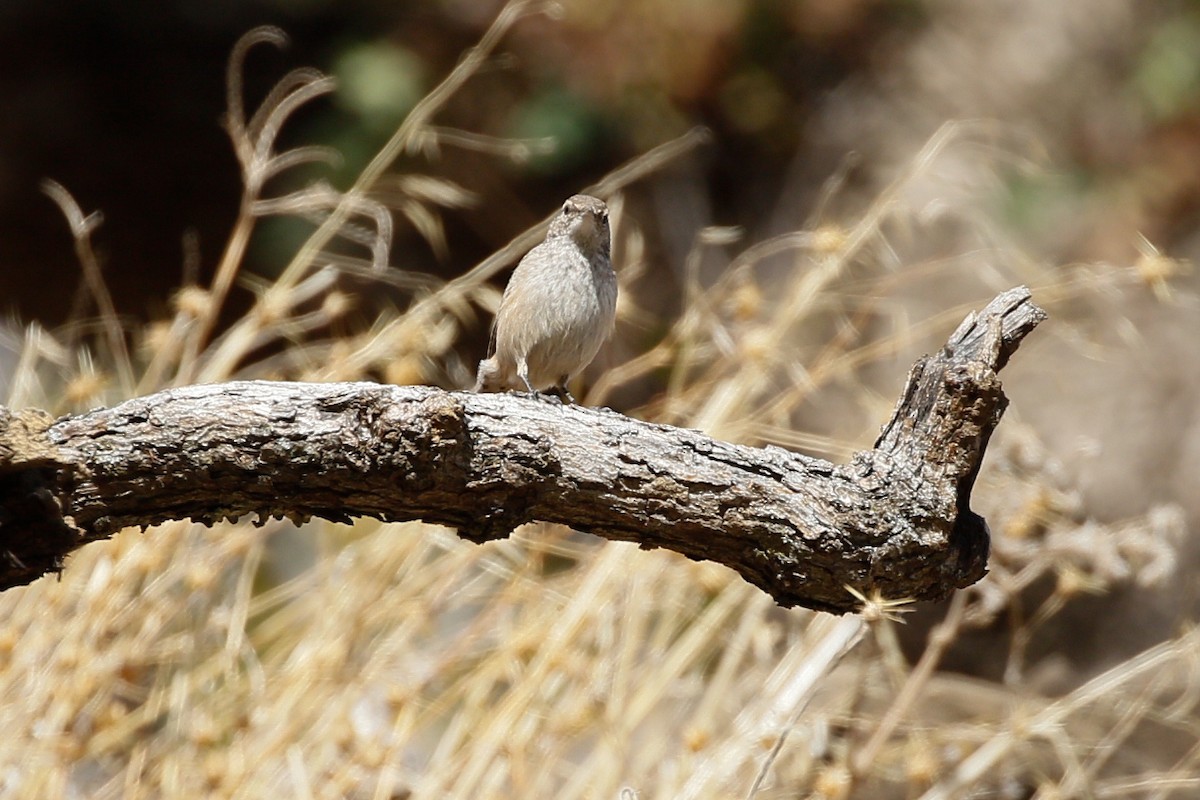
[850,590,969,778]
[41,180,136,394]
[274,0,556,291]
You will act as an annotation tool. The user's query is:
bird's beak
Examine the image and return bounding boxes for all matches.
[574,212,601,243]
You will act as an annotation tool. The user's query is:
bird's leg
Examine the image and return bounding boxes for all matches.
[516,358,539,398]
[546,377,576,405]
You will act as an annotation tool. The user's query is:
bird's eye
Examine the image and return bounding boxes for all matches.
[563,203,571,214]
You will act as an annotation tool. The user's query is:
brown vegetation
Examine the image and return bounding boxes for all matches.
[1,2,1198,797]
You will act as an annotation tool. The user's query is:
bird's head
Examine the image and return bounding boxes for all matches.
[548,194,610,255]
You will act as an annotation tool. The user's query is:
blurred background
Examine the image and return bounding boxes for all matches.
[7,1,1194,323]
[2,0,1200,797]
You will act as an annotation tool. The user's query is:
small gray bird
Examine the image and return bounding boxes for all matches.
[474,194,617,402]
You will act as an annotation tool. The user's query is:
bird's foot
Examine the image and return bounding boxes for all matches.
[544,385,575,405]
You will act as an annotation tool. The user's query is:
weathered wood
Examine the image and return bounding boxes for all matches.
[0,287,1044,612]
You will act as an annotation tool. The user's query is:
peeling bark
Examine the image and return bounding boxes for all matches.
[0,287,1045,612]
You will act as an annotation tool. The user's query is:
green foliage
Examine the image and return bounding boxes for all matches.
[506,86,606,174]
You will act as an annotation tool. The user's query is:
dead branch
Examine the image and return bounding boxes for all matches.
[0,287,1044,612]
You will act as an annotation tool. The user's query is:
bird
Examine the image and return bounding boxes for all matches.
[473,194,617,403]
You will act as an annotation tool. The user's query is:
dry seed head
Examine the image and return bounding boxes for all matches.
[386,685,411,709]
[845,584,915,623]
[174,285,213,319]
[812,764,851,799]
[203,751,230,789]
[1034,779,1066,800]
[728,279,764,321]
[358,741,387,768]
[1134,232,1191,300]
[555,695,602,736]
[255,286,292,327]
[141,320,175,359]
[95,698,130,731]
[1003,487,1054,540]
[56,642,83,670]
[0,627,17,657]
[64,371,109,407]
[1135,251,1186,285]
[904,737,939,786]
[740,328,775,365]
[384,353,425,386]
[129,537,171,574]
[311,340,357,381]
[695,561,732,592]
[683,725,711,752]
[321,289,354,320]
[1054,563,1106,599]
[190,710,221,746]
[185,562,219,591]
[812,224,849,257]
[330,716,355,748]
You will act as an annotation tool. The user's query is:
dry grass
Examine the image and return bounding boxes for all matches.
[2,2,1198,798]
